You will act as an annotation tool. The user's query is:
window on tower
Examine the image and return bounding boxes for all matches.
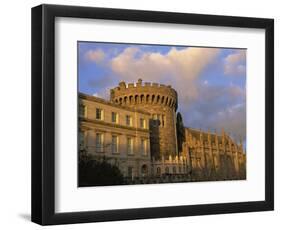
[140,118,146,128]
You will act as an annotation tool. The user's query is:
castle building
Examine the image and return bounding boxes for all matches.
[79,94,152,178]
[79,79,246,182]
[110,79,178,160]
[183,128,246,181]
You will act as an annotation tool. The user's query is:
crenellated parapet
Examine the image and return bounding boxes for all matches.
[110,79,178,110]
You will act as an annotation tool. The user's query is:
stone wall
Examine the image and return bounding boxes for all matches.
[110,79,178,160]
[183,128,246,181]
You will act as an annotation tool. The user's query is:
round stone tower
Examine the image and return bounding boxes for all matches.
[110,79,178,160]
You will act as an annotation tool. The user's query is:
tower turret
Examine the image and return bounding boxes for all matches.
[110,79,178,160]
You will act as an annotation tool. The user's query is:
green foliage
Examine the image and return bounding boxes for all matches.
[176,112,186,153]
[79,154,124,186]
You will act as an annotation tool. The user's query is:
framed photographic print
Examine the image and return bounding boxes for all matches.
[31,4,274,225]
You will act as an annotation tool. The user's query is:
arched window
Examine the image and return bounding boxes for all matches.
[129,95,133,104]
[124,96,127,104]
[161,96,165,104]
[156,95,160,104]
[119,98,123,104]
[173,166,177,174]
[135,95,139,104]
[141,165,148,177]
[140,94,144,103]
[156,167,161,176]
[165,97,169,105]
[151,95,155,104]
[146,94,150,103]
[165,167,169,174]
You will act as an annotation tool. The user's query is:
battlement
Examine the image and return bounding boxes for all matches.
[116,79,174,91]
[152,154,187,164]
[110,79,178,110]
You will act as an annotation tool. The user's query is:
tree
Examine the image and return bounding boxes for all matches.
[79,153,124,186]
[176,112,185,153]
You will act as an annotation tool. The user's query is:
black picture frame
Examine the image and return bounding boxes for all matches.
[31,4,274,225]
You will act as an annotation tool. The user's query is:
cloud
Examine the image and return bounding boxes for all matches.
[183,83,246,141]
[109,46,246,141]
[224,50,246,76]
[80,44,246,143]
[85,49,105,63]
[110,46,220,103]
[87,74,117,100]
[213,102,246,141]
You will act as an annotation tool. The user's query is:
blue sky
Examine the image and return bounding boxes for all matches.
[78,41,246,146]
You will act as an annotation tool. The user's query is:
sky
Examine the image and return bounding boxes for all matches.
[78,42,246,146]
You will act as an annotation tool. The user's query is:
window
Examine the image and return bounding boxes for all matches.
[162,115,165,127]
[96,108,103,120]
[152,114,161,126]
[197,159,202,169]
[127,137,133,155]
[128,167,133,178]
[96,133,104,152]
[141,165,148,177]
[173,166,177,174]
[112,112,118,123]
[156,167,161,176]
[140,138,147,156]
[214,156,218,169]
[157,114,161,120]
[79,104,86,117]
[112,135,118,153]
[140,118,145,128]
[79,131,85,148]
[126,115,132,126]
[165,167,169,174]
